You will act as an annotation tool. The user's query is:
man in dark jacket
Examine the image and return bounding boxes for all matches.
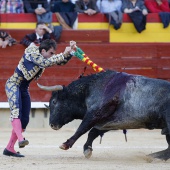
[20,22,54,47]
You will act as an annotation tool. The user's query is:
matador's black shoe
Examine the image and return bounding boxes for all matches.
[18,139,29,148]
[3,148,25,157]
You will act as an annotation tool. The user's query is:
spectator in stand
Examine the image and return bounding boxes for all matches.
[71,0,77,4]
[52,0,78,29]
[145,0,170,12]
[145,0,170,28]
[0,0,24,13]
[47,0,61,11]
[96,0,122,30]
[122,0,148,33]
[20,22,57,46]
[0,30,17,48]
[75,0,99,15]
[23,0,53,27]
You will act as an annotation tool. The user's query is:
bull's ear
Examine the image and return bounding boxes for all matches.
[37,83,63,91]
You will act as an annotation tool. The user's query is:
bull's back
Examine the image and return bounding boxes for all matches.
[124,76,170,110]
[96,75,170,130]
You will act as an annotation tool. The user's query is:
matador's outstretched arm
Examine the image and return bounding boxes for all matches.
[70,41,105,73]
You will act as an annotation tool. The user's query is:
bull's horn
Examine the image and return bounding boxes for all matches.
[44,104,50,109]
[37,83,63,91]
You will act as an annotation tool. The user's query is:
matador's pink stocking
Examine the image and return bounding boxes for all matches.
[11,118,24,142]
[6,129,17,153]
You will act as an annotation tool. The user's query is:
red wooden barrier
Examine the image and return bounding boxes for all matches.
[0,13,162,23]
[1,43,170,102]
[4,29,109,43]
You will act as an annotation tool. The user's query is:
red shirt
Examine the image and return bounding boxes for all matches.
[145,0,170,12]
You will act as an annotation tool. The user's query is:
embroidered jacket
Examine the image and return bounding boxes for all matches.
[16,44,72,80]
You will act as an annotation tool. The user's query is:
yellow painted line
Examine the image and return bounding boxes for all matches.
[77,23,109,30]
[0,22,60,29]
[0,22,109,30]
[0,23,36,29]
[1,22,170,42]
[110,23,170,42]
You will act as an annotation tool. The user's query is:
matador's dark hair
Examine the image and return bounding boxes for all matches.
[39,39,57,53]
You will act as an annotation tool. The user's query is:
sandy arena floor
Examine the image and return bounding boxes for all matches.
[0,127,170,170]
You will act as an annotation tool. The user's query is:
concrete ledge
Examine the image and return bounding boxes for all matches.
[0,102,49,109]
[0,105,81,129]
[0,102,50,121]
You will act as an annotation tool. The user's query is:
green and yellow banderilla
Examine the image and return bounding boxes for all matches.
[70,42,105,73]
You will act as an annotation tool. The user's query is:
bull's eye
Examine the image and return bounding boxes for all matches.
[52,99,57,105]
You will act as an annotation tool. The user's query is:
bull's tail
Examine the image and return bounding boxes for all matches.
[123,129,127,142]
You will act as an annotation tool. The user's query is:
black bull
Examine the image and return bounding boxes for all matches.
[38,70,170,160]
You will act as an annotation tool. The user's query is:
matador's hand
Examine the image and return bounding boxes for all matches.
[70,41,76,49]
[63,46,72,56]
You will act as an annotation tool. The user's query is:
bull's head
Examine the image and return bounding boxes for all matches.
[37,83,83,130]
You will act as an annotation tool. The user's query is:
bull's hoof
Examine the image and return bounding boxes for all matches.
[148,148,170,161]
[83,146,93,159]
[59,143,69,150]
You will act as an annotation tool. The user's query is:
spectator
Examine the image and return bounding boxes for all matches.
[52,0,78,29]
[145,0,170,12]
[71,0,77,4]
[96,0,122,30]
[0,0,6,13]
[23,0,53,27]
[122,0,148,33]
[0,0,24,13]
[0,30,17,48]
[20,22,56,46]
[145,0,170,28]
[3,39,75,157]
[50,0,61,11]
[75,0,99,15]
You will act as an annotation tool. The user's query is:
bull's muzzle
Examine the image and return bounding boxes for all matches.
[50,124,60,130]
